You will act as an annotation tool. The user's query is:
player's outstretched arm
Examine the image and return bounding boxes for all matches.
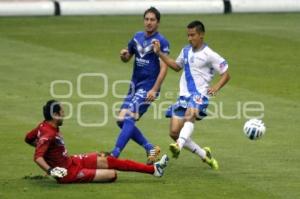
[152,41,181,72]
[208,71,230,96]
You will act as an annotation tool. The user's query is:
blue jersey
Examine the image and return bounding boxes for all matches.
[128,31,170,90]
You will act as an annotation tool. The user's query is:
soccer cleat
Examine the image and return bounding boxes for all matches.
[203,147,219,170]
[146,146,161,165]
[169,143,180,159]
[203,147,212,159]
[153,154,169,177]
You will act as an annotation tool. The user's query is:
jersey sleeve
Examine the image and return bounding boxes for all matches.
[127,37,135,55]
[25,126,39,146]
[160,38,170,55]
[209,50,228,74]
[175,49,184,68]
[34,129,55,160]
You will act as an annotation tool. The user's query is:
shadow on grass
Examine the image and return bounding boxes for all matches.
[22,173,166,186]
[22,174,59,187]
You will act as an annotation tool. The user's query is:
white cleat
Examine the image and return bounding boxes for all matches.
[153,154,169,177]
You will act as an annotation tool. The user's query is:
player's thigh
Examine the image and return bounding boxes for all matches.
[184,108,198,122]
[96,156,109,169]
[117,108,139,121]
[117,109,128,121]
[93,169,117,183]
[169,117,185,139]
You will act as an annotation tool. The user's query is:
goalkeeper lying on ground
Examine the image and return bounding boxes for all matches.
[25,100,168,183]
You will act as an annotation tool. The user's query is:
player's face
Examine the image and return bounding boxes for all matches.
[144,12,159,35]
[187,28,204,49]
[54,105,64,126]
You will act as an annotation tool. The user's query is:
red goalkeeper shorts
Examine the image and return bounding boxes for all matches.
[57,152,98,183]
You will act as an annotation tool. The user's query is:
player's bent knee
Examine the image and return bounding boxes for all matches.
[109,170,118,182]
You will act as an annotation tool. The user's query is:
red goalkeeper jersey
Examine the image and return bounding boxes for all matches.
[25,121,72,168]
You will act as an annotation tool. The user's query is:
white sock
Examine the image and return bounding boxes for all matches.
[183,138,207,159]
[177,121,194,150]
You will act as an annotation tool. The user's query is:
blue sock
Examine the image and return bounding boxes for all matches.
[131,126,154,152]
[111,118,135,157]
[116,120,153,152]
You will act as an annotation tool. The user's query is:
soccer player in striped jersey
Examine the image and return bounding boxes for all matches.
[111,7,170,164]
[153,20,230,169]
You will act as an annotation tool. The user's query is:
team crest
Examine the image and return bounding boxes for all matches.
[143,40,148,47]
[134,39,153,57]
[190,56,194,63]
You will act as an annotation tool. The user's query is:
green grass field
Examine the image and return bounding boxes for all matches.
[0,13,299,199]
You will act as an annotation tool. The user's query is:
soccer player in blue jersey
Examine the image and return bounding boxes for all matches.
[111,7,170,164]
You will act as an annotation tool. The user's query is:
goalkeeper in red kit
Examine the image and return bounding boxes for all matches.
[25,100,168,183]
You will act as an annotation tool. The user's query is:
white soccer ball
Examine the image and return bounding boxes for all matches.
[243,119,266,140]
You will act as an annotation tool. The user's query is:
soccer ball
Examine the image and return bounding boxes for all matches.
[243,119,266,140]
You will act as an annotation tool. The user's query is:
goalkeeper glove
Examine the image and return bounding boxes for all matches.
[47,167,68,178]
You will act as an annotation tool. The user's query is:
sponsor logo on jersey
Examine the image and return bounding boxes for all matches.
[136,57,150,67]
[55,136,65,146]
[195,57,205,62]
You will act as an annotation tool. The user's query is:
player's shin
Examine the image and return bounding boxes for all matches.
[106,156,154,174]
[177,121,194,149]
[183,138,206,159]
[111,118,135,157]
[131,125,153,151]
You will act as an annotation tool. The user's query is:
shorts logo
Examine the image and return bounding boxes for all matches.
[178,99,188,108]
[219,60,227,69]
[193,95,203,104]
[76,171,85,179]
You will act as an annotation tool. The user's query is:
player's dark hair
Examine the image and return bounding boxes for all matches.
[187,20,205,33]
[43,100,61,121]
[144,7,161,22]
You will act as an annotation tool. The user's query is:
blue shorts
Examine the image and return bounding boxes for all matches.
[120,88,153,119]
[165,94,209,120]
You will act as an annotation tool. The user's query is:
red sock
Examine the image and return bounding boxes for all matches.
[107,156,154,174]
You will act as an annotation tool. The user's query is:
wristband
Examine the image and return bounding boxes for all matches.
[47,167,53,175]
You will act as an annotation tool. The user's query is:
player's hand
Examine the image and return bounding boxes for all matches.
[152,40,161,54]
[120,49,130,62]
[207,86,219,96]
[48,167,68,178]
[146,89,157,102]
